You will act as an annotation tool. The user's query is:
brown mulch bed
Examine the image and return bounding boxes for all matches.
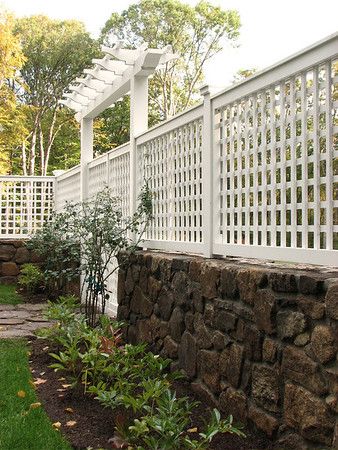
[29,338,273,450]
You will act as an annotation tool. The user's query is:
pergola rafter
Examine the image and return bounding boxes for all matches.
[60,41,177,122]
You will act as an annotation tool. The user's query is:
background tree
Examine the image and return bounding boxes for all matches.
[233,68,257,83]
[96,0,240,154]
[0,9,26,174]
[14,15,98,175]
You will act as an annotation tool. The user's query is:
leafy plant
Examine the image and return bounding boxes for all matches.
[30,184,152,325]
[18,263,44,296]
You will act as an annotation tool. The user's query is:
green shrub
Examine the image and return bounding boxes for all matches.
[18,263,44,296]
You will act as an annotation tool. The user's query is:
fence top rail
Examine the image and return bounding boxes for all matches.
[0,175,55,182]
[136,102,203,146]
[212,31,338,109]
[55,164,81,181]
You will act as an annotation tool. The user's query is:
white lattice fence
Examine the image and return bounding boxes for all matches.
[0,176,54,237]
[54,166,81,212]
[212,50,337,264]
[137,106,205,253]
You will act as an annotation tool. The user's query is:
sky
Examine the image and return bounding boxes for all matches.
[2,0,338,88]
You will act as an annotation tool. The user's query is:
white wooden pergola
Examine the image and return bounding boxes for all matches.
[60,41,177,211]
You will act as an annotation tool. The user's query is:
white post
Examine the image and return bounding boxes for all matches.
[200,85,214,258]
[80,118,93,202]
[130,75,148,215]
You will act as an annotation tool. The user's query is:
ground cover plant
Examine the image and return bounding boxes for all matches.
[0,284,23,305]
[0,339,72,450]
[37,297,246,449]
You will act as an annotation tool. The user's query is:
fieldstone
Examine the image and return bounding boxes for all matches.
[200,263,219,299]
[269,272,298,293]
[219,343,244,388]
[188,260,202,282]
[195,322,213,349]
[18,303,46,311]
[0,318,25,325]
[281,346,327,395]
[284,383,334,445]
[117,305,129,321]
[324,366,338,396]
[1,262,19,277]
[243,323,262,361]
[248,403,279,437]
[0,304,17,311]
[220,267,238,299]
[191,382,218,408]
[30,251,42,263]
[325,394,338,414]
[15,247,30,264]
[171,271,189,308]
[212,330,228,350]
[262,338,278,362]
[169,307,184,342]
[26,316,49,322]
[184,311,194,332]
[159,259,172,283]
[130,286,143,314]
[178,331,197,378]
[0,276,17,284]
[157,287,175,321]
[214,310,237,333]
[0,329,34,338]
[138,294,153,318]
[294,332,310,347]
[237,269,267,305]
[203,302,215,327]
[0,245,16,261]
[311,325,336,364]
[139,266,148,294]
[131,264,140,282]
[276,432,308,450]
[125,268,134,295]
[191,287,204,313]
[325,283,338,320]
[136,320,152,343]
[148,276,161,301]
[171,257,189,273]
[333,422,338,450]
[117,270,126,304]
[219,387,247,423]
[254,289,276,334]
[198,350,220,393]
[162,336,179,359]
[297,295,325,320]
[276,311,306,339]
[298,275,323,294]
[252,364,280,413]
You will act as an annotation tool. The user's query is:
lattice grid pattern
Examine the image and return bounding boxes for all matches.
[88,158,108,197]
[0,178,54,237]
[55,168,81,211]
[214,59,338,252]
[108,151,130,218]
[138,116,203,243]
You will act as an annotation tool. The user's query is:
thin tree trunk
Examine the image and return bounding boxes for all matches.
[21,140,27,175]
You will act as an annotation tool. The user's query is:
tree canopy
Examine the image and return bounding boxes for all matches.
[12,15,98,175]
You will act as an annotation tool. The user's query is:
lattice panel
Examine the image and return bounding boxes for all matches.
[55,169,81,211]
[215,58,338,251]
[108,151,130,218]
[88,158,108,198]
[138,117,203,243]
[0,178,54,237]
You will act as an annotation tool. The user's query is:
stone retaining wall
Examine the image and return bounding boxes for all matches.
[0,240,40,283]
[117,251,338,449]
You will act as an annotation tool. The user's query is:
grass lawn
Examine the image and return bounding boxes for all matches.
[0,284,23,305]
[0,339,72,450]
